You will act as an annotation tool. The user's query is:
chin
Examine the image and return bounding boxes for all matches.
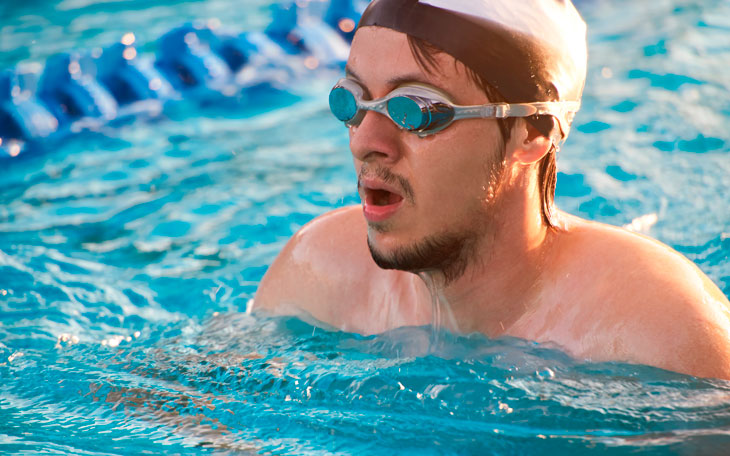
[366,223,420,254]
[366,226,476,284]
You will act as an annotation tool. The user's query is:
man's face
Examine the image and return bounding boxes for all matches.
[346,27,506,281]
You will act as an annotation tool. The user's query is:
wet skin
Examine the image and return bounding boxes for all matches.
[255,27,730,380]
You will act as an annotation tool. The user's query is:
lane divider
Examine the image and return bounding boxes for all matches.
[0,0,365,159]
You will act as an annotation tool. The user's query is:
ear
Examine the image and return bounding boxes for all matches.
[507,119,553,165]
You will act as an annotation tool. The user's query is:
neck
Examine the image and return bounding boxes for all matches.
[419,167,556,336]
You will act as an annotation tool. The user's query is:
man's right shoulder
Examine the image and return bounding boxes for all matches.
[253,205,381,325]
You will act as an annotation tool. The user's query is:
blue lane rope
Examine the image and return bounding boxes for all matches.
[0,0,365,159]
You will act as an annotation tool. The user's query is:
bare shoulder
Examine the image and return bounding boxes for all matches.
[547,213,730,379]
[254,206,371,322]
[254,206,428,333]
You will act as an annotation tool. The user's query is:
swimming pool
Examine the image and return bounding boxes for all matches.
[2,0,730,454]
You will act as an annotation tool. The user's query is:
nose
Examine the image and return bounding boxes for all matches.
[349,108,404,164]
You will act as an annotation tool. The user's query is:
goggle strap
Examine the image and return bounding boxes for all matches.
[452,101,581,120]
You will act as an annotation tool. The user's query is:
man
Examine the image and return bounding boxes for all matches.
[255,0,730,379]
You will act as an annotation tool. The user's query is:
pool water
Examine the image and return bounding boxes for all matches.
[2,0,730,454]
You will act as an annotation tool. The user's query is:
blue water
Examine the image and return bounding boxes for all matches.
[2,0,730,454]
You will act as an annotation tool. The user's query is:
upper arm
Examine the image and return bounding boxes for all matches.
[610,239,730,379]
[560,223,730,379]
[635,291,730,380]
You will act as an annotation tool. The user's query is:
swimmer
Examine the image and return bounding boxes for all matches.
[255,0,730,379]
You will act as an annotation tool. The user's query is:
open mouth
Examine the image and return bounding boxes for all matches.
[361,185,405,223]
[367,188,404,207]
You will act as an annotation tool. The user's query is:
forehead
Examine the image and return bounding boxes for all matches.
[346,26,487,104]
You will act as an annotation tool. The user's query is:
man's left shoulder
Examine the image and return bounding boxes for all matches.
[561,218,730,378]
[579,220,728,307]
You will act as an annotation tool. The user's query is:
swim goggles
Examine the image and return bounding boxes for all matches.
[328,78,581,137]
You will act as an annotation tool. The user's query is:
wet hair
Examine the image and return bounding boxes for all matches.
[407,35,557,228]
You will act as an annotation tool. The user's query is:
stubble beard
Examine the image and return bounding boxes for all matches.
[367,228,479,286]
[365,159,505,287]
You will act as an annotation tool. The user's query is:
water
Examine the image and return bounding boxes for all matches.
[2,0,730,454]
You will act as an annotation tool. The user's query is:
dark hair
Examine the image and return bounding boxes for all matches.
[407,36,557,228]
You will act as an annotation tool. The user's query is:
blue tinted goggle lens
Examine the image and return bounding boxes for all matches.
[386,96,426,130]
[329,86,358,122]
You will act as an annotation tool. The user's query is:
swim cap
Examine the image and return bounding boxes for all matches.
[357,0,587,140]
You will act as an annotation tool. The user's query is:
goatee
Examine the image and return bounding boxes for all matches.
[367,230,478,286]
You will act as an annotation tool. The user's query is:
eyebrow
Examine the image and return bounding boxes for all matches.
[344,66,446,94]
